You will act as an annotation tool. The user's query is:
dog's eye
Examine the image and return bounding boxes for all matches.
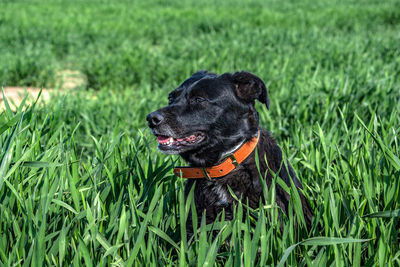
[190,96,206,104]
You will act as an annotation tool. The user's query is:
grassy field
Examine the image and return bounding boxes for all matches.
[1,0,400,266]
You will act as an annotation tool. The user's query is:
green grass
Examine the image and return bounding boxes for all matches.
[1,0,400,265]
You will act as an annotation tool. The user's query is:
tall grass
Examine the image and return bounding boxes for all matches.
[1,0,400,265]
[1,85,399,265]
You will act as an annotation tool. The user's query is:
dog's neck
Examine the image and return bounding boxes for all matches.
[181,130,259,167]
[219,138,246,161]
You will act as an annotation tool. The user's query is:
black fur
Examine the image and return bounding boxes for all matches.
[147,70,312,230]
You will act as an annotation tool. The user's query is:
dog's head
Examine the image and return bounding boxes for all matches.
[147,70,269,166]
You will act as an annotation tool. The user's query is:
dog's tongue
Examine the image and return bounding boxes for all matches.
[157,136,171,144]
[157,135,196,144]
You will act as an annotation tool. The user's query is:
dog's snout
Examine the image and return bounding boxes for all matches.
[147,111,164,127]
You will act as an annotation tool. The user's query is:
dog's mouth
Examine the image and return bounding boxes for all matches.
[156,132,205,153]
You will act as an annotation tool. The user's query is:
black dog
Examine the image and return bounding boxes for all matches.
[147,71,312,230]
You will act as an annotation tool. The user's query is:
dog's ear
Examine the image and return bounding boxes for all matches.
[231,71,270,109]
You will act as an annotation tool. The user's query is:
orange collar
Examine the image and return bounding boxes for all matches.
[173,131,260,179]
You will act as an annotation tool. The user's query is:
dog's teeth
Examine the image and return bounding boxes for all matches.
[164,137,174,146]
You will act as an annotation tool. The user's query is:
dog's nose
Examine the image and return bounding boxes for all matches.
[146,111,164,127]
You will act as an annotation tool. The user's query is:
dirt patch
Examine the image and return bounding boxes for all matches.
[1,87,51,108]
[55,69,86,90]
[1,69,86,110]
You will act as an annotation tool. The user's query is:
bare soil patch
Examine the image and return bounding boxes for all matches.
[1,70,86,110]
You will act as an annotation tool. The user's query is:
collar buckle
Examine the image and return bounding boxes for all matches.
[228,154,239,167]
[202,168,213,181]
